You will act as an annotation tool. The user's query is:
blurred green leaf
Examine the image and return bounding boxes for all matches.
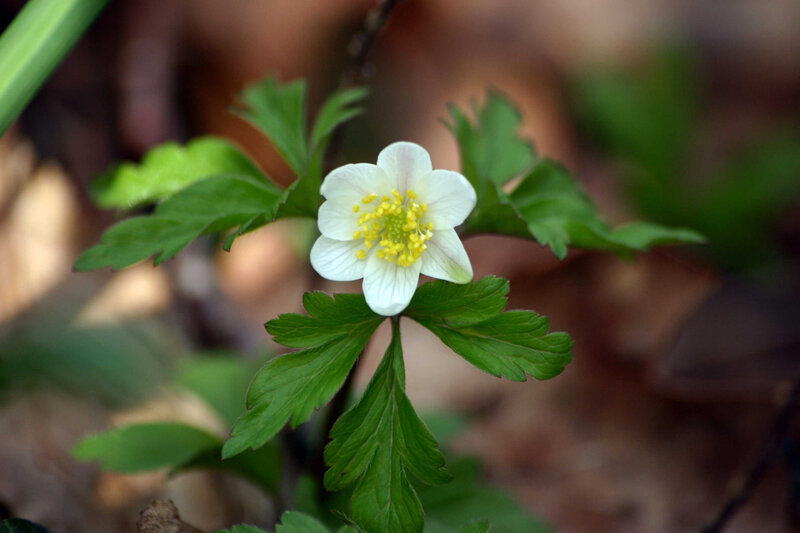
[176,441,281,494]
[405,277,573,381]
[325,319,450,533]
[418,457,553,533]
[0,281,173,407]
[223,293,383,458]
[74,174,282,270]
[72,422,220,472]
[92,137,275,209]
[692,132,800,269]
[574,45,697,179]
[0,519,54,533]
[453,522,491,533]
[176,356,259,426]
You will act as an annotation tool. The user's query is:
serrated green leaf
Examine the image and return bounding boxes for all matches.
[176,356,259,426]
[72,422,220,472]
[419,457,552,533]
[405,277,573,381]
[92,137,275,209]
[74,174,282,270]
[276,86,368,220]
[0,519,54,533]
[223,293,383,458]
[310,87,368,156]
[508,159,704,258]
[325,319,450,533]
[450,92,703,259]
[237,77,367,220]
[238,77,309,176]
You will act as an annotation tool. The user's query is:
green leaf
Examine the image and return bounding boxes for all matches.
[72,422,220,472]
[0,519,54,533]
[419,457,553,533]
[325,319,450,533]
[405,277,573,381]
[508,159,704,258]
[223,293,384,458]
[236,77,367,219]
[176,356,259,426]
[449,92,703,259]
[238,77,309,176]
[74,174,282,270]
[276,86,368,219]
[92,137,274,209]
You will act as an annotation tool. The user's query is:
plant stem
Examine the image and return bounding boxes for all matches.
[0,0,108,135]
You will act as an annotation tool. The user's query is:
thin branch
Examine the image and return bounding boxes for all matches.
[700,377,800,533]
[341,0,403,87]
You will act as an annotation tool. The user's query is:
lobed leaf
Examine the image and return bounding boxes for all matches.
[449,92,704,259]
[92,137,274,209]
[75,174,282,270]
[324,319,450,533]
[223,293,384,458]
[77,78,367,272]
[405,277,573,381]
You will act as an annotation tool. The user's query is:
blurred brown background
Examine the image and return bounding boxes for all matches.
[1,0,800,532]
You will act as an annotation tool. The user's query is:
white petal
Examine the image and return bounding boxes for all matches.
[421,228,473,284]
[376,142,432,193]
[363,253,422,316]
[310,236,367,281]
[412,169,476,230]
[318,199,360,240]
[320,163,395,203]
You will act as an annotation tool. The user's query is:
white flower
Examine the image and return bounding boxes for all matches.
[310,141,477,316]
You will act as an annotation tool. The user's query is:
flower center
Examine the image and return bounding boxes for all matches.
[352,189,433,267]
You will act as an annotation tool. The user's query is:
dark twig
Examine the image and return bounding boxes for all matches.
[700,377,800,533]
[342,0,402,87]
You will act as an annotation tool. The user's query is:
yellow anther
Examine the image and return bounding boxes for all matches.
[353,230,362,239]
[407,189,417,199]
[427,222,434,231]
[382,196,390,202]
[352,204,360,213]
[420,203,428,212]
[356,249,367,260]
[362,194,377,203]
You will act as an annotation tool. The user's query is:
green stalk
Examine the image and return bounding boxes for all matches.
[0,0,108,135]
